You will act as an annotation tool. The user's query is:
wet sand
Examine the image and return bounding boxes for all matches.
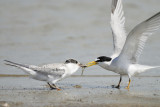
[0,75,160,107]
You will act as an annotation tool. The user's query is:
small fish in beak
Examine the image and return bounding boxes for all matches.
[81,66,87,76]
[79,64,87,76]
[79,61,97,75]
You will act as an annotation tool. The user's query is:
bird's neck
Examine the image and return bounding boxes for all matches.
[98,61,113,71]
[66,63,80,74]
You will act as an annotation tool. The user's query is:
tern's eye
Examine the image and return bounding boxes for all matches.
[65,60,70,63]
[74,60,78,64]
[71,59,78,64]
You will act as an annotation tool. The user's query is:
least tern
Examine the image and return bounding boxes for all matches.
[87,0,160,89]
[4,59,84,90]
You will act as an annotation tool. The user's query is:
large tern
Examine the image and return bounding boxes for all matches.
[4,59,85,90]
[86,0,160,89]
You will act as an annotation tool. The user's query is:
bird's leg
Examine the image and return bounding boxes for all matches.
[47,82,56,90]
[115,75,122,89]
[52,84,61,91]
[47,82,61,91]
[125,78,131,90]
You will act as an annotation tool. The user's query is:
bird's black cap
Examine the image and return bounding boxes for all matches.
[65,59,78,64]
[95,56,112,62]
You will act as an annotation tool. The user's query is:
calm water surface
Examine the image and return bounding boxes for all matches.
[0,0,160,76]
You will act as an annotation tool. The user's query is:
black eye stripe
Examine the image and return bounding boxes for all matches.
[96,56,112,62]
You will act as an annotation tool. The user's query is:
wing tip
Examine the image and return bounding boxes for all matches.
[145,11,160,22]
[111,0,118,13]
[4,60,29,68]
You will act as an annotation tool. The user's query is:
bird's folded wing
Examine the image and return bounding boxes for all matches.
[29,64,66,77]
[118,11,160,63]
[111,0,127,57]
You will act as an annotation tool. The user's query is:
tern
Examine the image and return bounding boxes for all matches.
[86,0,160,89]
[4,59,85,90]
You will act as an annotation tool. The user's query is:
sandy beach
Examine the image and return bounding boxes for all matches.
[0,75,160,107]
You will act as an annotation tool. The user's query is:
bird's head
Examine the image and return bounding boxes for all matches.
[86,56,112,67]
[65,59,86,69]
[65,59,79,64]
[65,59,87,75]
[65,59,85,67]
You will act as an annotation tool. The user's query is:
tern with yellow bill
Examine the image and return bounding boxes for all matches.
[86,0,160,89]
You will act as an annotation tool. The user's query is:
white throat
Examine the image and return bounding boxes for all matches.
[98,61,112,71]
[66,63,80,75]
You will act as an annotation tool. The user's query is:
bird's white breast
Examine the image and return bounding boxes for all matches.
[98,59,129,75]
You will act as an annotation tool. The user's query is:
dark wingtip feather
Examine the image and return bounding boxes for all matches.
[4,63,19,68]
[145,11,160,22]
[4,60,13,63]
[4,60,29,68]
[111,0,118,13]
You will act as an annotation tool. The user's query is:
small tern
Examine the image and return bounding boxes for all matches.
[86,0,160,89]
[4,59,85,90]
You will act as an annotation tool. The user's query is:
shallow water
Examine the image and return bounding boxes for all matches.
[0,0,160,106]
[0,0,160,75]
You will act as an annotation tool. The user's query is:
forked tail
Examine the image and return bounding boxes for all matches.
[137,64,160,74]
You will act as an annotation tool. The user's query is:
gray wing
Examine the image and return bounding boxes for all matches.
[111,0,127,57]
[118,11,160,63]
[4,60,66,77]
[29,63,66,77]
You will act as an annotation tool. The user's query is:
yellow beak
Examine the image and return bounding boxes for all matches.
[86,61,97,67]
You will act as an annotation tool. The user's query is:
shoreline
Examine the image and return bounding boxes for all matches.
[0,74,160,77]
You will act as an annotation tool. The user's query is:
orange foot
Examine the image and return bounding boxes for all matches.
[56,88,61,91]
[125,86,129,90]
